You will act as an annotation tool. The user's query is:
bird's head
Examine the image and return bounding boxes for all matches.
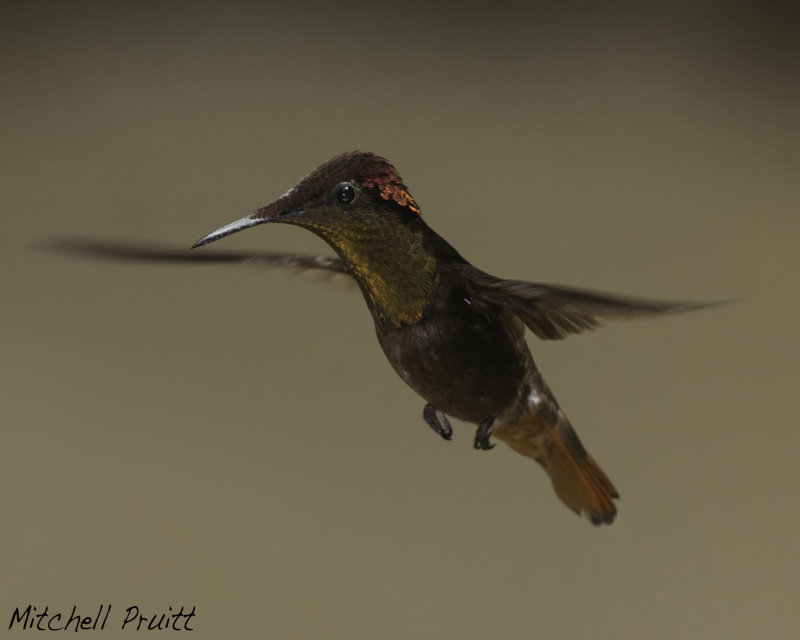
[192,151,421,249]
[193,152,440,327]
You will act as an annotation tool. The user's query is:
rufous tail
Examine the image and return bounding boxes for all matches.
[493,411,619,525]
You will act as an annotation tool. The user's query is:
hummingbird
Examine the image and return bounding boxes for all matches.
[187,151,709,526]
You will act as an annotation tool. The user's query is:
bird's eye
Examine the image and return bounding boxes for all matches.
[333,182,357,206]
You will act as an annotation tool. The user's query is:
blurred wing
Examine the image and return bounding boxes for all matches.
[471,270,716,340]
[44,239,351,276]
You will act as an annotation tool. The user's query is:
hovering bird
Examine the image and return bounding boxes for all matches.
[184,151,709,525]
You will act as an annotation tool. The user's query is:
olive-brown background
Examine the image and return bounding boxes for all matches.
[2,2,798,638]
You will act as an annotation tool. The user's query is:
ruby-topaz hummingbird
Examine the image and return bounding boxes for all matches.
[192,151,707,526]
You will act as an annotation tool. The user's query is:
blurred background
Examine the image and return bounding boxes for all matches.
[2,1,798,638]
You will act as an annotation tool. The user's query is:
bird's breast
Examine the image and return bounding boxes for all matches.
[376,295,531,423]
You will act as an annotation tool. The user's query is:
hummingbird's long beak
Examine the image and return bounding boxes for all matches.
[192,216,260,249]
[191,215,264,248]
[191,194,303,249]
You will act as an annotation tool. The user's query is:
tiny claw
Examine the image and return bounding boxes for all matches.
[473,417,496,450]
[423,403,453,441]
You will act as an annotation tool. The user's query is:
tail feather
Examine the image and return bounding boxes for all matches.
[493,412,619,525]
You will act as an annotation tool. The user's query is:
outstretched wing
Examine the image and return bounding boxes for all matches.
[44,238,350,276]
[471,270,716,340]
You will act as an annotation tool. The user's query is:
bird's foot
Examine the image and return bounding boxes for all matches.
[423,403,453,441]
[473,417,496,450]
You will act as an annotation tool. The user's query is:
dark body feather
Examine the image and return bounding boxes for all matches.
[377,263,531,424]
